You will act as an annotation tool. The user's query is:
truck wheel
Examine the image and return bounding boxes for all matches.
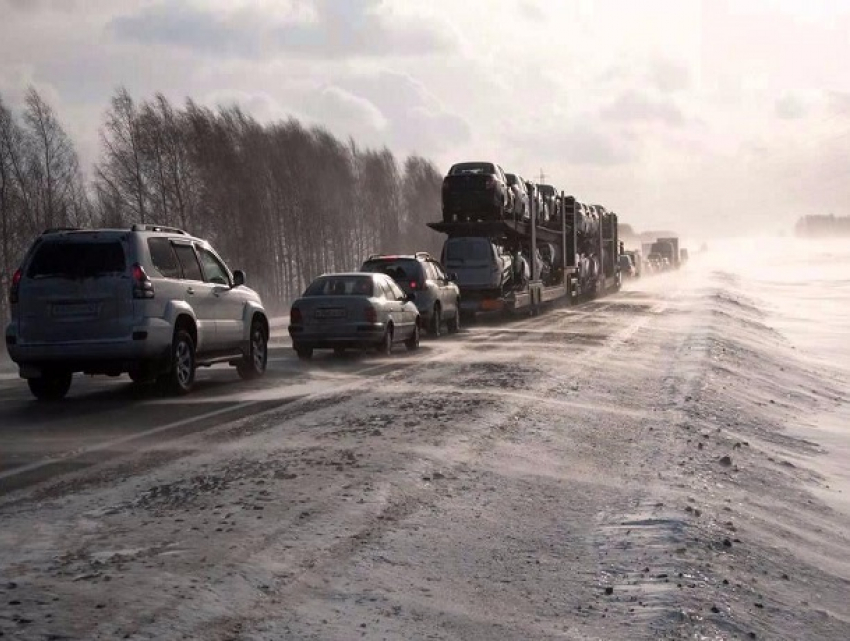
[158,330,196,396]
[431,306,442,337]
[237,319,268,380]
[28,371,72,401]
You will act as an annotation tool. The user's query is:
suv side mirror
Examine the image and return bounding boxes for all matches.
[406,292,416,302]
[233,270,246,287]
[448,272,458,282]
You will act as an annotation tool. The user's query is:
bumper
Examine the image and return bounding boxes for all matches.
[288,323,386,349]
[6,318,173,376]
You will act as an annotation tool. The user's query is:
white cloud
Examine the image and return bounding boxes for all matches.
[2,0,850,237]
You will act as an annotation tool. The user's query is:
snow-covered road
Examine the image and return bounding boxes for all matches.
[1,266,848,640]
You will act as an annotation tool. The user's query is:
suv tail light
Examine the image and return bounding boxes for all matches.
[132,263,155,299]
[364,306,377,323]
[9,268,22,304]
[290,307,302,324]
[442,177,450,191]
[485,175,497,189]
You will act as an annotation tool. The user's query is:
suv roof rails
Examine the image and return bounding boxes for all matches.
[41,227,81,235]
[131,223,189,235]
[366,251,434,262]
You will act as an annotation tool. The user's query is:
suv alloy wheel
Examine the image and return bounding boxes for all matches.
[159,330,196,395]
[237,319,268,380]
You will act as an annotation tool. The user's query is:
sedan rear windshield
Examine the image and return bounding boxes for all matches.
[27,240,126,279]
[444,239,492,262]
[449,162,495,176]
[304,275,374,297]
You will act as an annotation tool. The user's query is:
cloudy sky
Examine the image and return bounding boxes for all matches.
[2,0,849,239]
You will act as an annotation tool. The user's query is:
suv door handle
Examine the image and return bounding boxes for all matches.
[186,287,195,295]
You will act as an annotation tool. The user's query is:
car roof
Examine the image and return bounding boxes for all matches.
[316,271,386,279]
[38,225,201,242]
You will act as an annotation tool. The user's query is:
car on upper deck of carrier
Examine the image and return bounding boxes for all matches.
[5,224,268,400]
[441,161,511,222]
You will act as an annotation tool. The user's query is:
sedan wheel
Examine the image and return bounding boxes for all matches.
[405,322,420,351]
[378,326,393,356]
[447,305,461,333]
[296,346,313,360]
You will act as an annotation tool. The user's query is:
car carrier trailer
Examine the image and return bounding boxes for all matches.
[428,188,621,317]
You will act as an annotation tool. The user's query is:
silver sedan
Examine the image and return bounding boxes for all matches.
[288,272,420,359]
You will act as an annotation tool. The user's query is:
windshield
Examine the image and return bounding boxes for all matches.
[361,258,422,284]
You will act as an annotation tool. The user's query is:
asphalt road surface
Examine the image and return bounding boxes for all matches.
[1,273,848,640]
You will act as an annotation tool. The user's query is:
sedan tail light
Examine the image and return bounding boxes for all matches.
[364,306,377,323]
[9,268,22,304]
[290,307,303,324]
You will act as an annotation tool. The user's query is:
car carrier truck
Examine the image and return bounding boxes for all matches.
[428,187,621,316]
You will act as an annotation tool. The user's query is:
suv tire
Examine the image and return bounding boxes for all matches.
[431,306,442,338]
[159,330,196,395]
[238,320,268,380]
[28,371,72,401]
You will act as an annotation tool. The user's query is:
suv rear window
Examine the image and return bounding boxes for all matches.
[361,259,423,285]
[27,240,126,279]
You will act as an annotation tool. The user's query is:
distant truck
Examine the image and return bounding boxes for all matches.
[650,237,679,269]
[657,237,679,268]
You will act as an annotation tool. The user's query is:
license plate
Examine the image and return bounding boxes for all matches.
[314,308,346,320]
[52,302,99,317]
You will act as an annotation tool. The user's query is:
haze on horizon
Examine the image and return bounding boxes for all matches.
[1,0,849,241]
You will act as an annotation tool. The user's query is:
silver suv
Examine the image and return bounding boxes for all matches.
[359,252,461,336]
[5,224,269,400]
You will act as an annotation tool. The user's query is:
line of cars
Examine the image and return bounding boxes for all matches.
[3,226,464,400]
[287,252,461,360]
